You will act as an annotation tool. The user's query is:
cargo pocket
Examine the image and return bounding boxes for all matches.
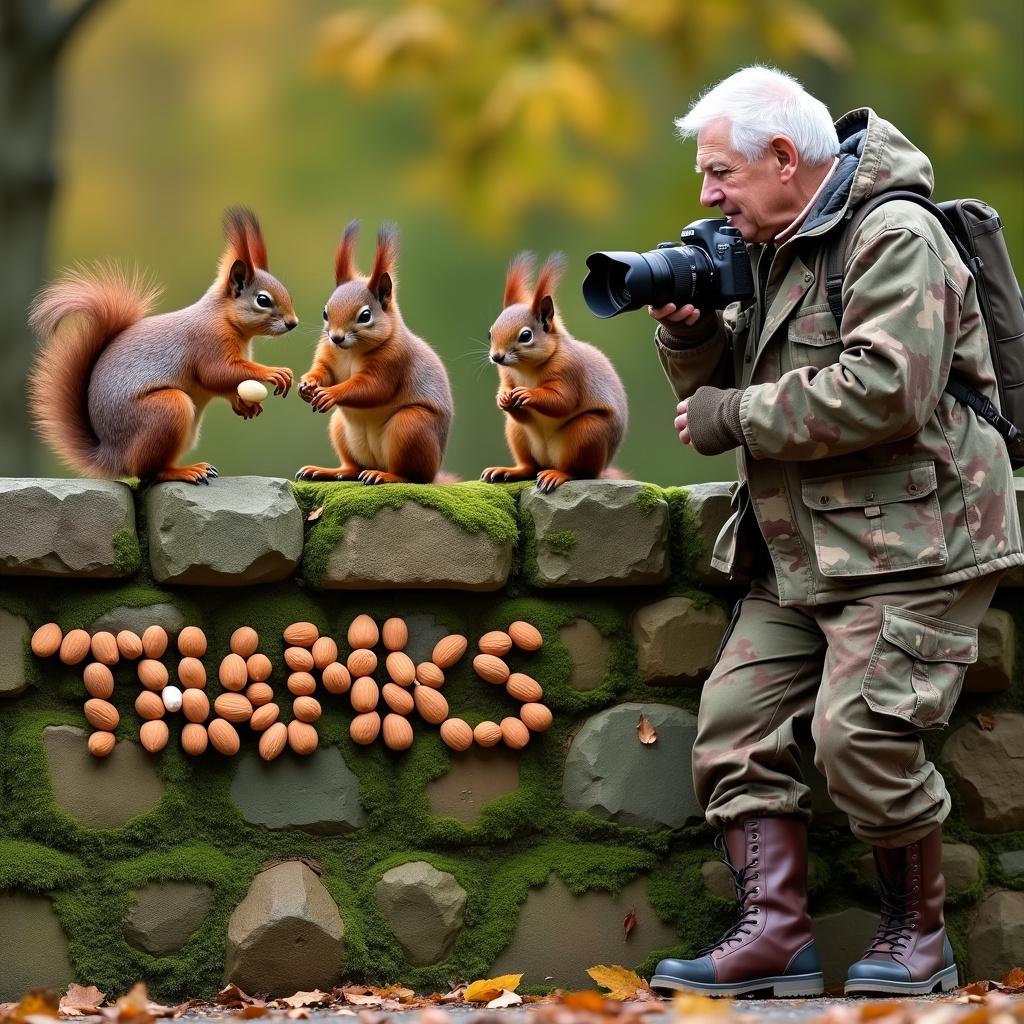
[787,307,842,372]
[802,462,948,577]
[862,606,978,728]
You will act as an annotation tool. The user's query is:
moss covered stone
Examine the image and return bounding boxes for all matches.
[375,861,466,966]
[123,881,213,955]
[0,607,30,698]
[0,891,75,1000]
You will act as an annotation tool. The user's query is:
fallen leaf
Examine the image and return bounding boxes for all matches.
[285,1010,308,1020]
[278,993,329,1010]
[858,1003,904,1020]
[623,907,637,941]
[560,991,606,1011]
[236,1007,268,1019]
[976,713,996,731]
[306,505,324,523]
[960,981,991,996]
[637,714,657,745]
[586,965,649,1001]
[997,966,1024,991]
[216,987,257,1009]
[672,993,733,1016]
[485,991,522,1009]
[463,974,523,1003]
[60,988,105,1017]
[341,996,381,1008]
[9,994,60,1024]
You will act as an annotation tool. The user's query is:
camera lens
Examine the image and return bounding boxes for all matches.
[583,245,714,318]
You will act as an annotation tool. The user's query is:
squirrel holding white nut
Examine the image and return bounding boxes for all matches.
[481,252,627,492]
[295,221,453,484]
[28,207,297,484]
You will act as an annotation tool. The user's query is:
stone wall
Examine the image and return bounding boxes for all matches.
[0,476,1021,1000]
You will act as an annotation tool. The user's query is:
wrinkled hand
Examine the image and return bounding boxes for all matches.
[649,302,702,329]
[262,366,293,397]
[231,395,263,420]
[309,385,341,413]
[674,398,692,447]
[298,376,321,404]
[498,386,531,410]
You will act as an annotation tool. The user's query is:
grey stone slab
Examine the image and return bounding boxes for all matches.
[225,861,344,997]
[0,891,75,1001]
[964,608,1015,694]
[559,618,611,691]
[147,477,302,585]
[811,907,879,992]
[968,889,1024,982]
[0,478,136,578]
[0,608,30,698]
[320,505,512,591]
[123,881,213,955]
[426,747,520,823]
[631,596,729,685]
[998,850,1024,878]
[375,861,466,966]
[230,748,365,835]
[522,480,670,587]
[91,603,186,638]
[562,702,701,830]
[43,725,166,827]
[941,713,1024,833]
[489,875,679,989]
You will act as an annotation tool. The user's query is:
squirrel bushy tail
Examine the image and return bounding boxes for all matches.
[28,264,161,476]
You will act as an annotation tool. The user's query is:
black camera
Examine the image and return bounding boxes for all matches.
[582,218,755,318]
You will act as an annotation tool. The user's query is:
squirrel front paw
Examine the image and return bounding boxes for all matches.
[309,385,340,413]
[498,387,531,411]
[298,377,321,404]
[263,366,293,397]
[230,395,263,419]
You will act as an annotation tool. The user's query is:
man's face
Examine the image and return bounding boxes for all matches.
[694,118,792,244]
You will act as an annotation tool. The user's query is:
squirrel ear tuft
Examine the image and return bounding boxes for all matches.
[503,251,535,308]
[368,223,399,303]
[221,206,258,291]
[228,259,251,298]
[531,252,566,322]
[335,220,361,285]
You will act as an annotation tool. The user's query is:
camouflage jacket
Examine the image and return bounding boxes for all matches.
[656,108,1024,606]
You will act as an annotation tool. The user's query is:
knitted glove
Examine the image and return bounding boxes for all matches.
[686,386,745,456]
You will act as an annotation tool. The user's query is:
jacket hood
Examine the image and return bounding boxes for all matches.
[800,108,935,236]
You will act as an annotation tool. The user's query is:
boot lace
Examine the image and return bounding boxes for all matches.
[697,832,761,956]
[865,876,918,960]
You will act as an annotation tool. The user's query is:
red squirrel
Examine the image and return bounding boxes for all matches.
[295,222,453,484]
[28,207,296,484]
[481,252,627,492]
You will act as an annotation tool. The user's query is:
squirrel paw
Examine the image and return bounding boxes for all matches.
[536,469,572,492]
[498,387,532,411]
[264,366,293,397]
[231,396,263,419]
[309,386,339,413]
[295,465,361,481]
[480,465,537,483]
[297,379,320,404]
[155,463,218,485]
[359,469,406,485]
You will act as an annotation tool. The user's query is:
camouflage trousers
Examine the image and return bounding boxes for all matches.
[692,569,1002,847]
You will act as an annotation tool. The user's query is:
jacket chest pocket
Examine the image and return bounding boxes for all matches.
[787,307,841,372]
[801,462,948,577]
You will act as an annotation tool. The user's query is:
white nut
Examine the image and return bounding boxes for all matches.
[237,379,269,403]
[162,684,184,712]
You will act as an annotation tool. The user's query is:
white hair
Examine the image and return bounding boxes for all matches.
[675,65,839,165]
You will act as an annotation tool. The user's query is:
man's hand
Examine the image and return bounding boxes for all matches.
[674,398,692,448]
[649,302,702,330]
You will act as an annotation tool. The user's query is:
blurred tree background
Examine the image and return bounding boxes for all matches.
[5,0,1022,485]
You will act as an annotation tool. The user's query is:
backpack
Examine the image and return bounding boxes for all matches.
[824,191,1024,467]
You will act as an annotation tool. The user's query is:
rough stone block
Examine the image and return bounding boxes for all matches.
[964,608,1015,694]
[123,882,213,955]
[90,603,186,638]
[562,702,701,830]
[968,889,1024,982]
[858,843,981,896]
[522,481,670,587]
[0,479,136,578]
[811,908,878,991]
[43,725,166,827]
[559,618,612,691]
[631,596,729,685]
[375,861,466,966]
[225,861,344,996]
[318,505,512,591]
[426,747,520,823]
[231,749,366,835]
[998,850,1024,879]
[0,891,75,1001]
[684,482,748,586]
[147,477,302,585]
[941,713,1024,832]
[0,608,30,698]
[488,875,680,989]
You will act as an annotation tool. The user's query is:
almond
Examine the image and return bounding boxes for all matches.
[381,617,408,651]
[500,716,530,749]
[350,711,381,746]
[178,657,207,689]
[208,718,240,755]
[520,702,553,732]
[478,630,512,657]
[439,718,473,751]
[284,646,315,672]
[181,722,208,756]
[219,653,248,691]
[230,626,260,658]
[214,692,253,723]
[413,684,449,725]
[311,636,338,670]
[90,631,119,666]
[287,719,319,755]
[134,690,165,721]
[347,648,377,678]
[292,696,322,723]
[351,676,379,713]
[432,634,467,669]
[141,625,168,659]
[258,721,287,761]
[83,662,114,699]
[382,713,413,751]
[385,651,416,687]
[246,682,274,707]
[473,720,502,748]
[138,659,169,691]
[177,626,207,658]
[84,698,119,731]
[181,688,210,723]
[473,654,509,685]
[246,653,272,683]
[60,629,91,665]
[249,702,280,731]
[31,622,63,658]
[140,719,169,753]
[508,620,543,651]
[283,621,319,647]
[347,614,379,650]
[287,671,317,696]
[116,630,143,660]
[88,731,116,758]
[321,662,352,695]
[382,682,415,715]
[506,672,543,703]
[415,662,445,688]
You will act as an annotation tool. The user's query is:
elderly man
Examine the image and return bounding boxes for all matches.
[648,66,1022,999]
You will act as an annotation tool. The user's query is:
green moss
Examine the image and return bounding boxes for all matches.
[543,530,577,556]
[112,528,142,577]
[0,840,84,891]
[635,483,666,518]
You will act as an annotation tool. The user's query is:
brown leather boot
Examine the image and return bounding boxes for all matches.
[651,816,824,997]
[845,827,958,995]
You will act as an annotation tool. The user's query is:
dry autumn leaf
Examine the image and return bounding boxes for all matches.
[586,965,649,1001]
[998,966,1024,991]
[215,986,257,1009]
[623,907,637,940]
[560,992,606,1011]
[637,713,657,745]
[485,991,522,1009]
[306,506,324,523]
[463,974,524,1003]
[671,993,733,1016]
[236,1006,269,1019]
[5,992,60,1024]
[976,713,996,730]
[277,993,329,1010]
[59,987,105,1017]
